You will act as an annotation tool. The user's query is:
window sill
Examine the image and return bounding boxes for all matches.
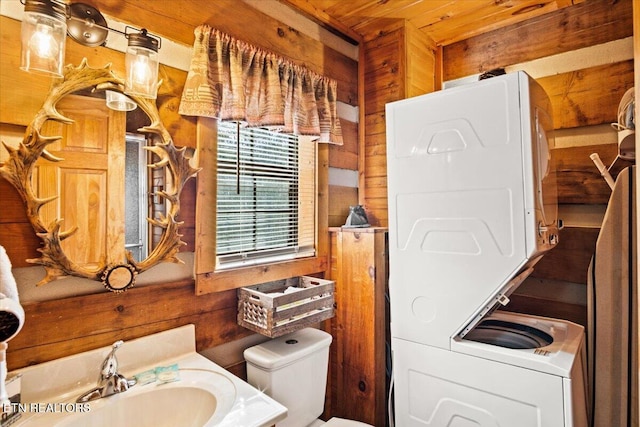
[194,255,328,295]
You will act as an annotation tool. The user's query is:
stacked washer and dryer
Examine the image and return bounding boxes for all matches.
[386,71,589,426]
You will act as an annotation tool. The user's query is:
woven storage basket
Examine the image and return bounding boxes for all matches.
[237,276,335,338]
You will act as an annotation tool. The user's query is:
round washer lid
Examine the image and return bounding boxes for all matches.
[244,327,332,370]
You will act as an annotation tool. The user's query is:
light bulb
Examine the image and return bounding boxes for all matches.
[125,48,159,99]
[20,0,67,77]
[131,52,152,85]
[124,29,160,99]
[29,22,59,60]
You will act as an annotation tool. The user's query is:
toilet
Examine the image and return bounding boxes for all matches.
[244,328,374,427]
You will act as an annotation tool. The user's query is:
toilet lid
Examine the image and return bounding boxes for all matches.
[324,417,373,427]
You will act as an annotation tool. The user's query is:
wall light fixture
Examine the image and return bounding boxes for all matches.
[20,0,67,77]
[20,1,162,100]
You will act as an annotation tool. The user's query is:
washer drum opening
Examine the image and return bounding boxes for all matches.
[464,319,553,349]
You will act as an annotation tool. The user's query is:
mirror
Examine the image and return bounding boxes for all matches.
[0,59,199,292]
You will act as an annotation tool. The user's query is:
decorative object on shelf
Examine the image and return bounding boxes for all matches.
[343,205,369,228]
[19,1,162,100]
[0,60,200,292]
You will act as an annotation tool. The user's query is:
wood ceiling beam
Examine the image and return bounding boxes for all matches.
[278,0,364,45]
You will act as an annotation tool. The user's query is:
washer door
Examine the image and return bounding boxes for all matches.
[464,319,553,349]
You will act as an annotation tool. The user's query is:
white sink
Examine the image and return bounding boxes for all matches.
[20,369,236,427]
[10,325,287,427]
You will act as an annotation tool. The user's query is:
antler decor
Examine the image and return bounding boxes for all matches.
[0,60,200,292]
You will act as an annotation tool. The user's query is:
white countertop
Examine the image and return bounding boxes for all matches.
[8,325,287,427]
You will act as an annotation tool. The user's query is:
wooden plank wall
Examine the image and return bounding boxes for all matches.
[361,0,633,227]
[357,0,634,325]
[358,19,438,226]
[329,117,359,227]
[0,0,357,371]
[441,0,634,325]
[441,0,633,208]
[442,0,633,82]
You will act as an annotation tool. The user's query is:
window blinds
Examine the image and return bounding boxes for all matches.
[216,122,316,269]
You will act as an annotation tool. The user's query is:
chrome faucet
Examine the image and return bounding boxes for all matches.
[76,340,137,403]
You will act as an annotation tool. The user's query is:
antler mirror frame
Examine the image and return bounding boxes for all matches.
[0,60,200,292]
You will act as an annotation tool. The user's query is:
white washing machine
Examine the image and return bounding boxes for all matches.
[385,71,589,426]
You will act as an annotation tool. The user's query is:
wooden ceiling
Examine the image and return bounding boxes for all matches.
[280,0,585,45]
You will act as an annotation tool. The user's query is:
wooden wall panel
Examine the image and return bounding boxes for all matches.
[79,0,358,107]
[0,17,194,143]
[502,295,587,327]
[357,17,407,45]
[363,39,405,114]
[442,0,634,80]
[328,228,387,426]
[0,177,28,224]
[329,119,358,170]
[6,280,252,371]
[179,178,197,252]
[538,61,635,129]
[0,178,40,268]
[328,185,358,227]
[554,143,628,205]
[362,26,404,226]
[0,0,357,373]
[364,111,386,136]
[359,2,632,233]
[0,17,52,127]
[405,22,437,98]
[357,0,632,331]
[531,226,600,284]
[328,116,358,231]
[361,20,436,227]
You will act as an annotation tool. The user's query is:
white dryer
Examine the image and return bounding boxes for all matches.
[385,71,589,426]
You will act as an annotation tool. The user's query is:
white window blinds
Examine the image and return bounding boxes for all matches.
[216,122,316,269]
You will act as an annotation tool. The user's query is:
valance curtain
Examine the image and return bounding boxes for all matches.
[179,25,343,145]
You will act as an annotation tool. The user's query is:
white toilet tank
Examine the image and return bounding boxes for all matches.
[244,328,333,427]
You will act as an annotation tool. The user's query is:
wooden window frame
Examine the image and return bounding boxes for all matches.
[193,117,328,295]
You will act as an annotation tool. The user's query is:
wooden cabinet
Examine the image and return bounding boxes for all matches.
[327,227,388,427]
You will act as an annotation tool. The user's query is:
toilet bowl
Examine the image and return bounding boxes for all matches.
[310,417,372,426]
[244,328,374,427]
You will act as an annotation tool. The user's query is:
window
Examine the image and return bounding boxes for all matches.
[215,122,316,270]
[124,133,148,262]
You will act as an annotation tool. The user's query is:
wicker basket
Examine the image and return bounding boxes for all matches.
[237,276,335,338]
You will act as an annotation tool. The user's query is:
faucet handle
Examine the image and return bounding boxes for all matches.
[100,340,124,381]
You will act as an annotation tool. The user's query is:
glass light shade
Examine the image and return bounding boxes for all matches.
[20,0,67,77]
[125,36,159,99]
[105,90,137,112]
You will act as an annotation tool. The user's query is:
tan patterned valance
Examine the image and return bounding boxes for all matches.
[179,25,343,145]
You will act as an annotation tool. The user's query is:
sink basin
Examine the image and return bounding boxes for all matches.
[20,369,236,427]
[10,325,287,427]
[64,386,216,427]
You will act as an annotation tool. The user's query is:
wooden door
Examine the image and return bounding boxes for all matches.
[37,94,126,268]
